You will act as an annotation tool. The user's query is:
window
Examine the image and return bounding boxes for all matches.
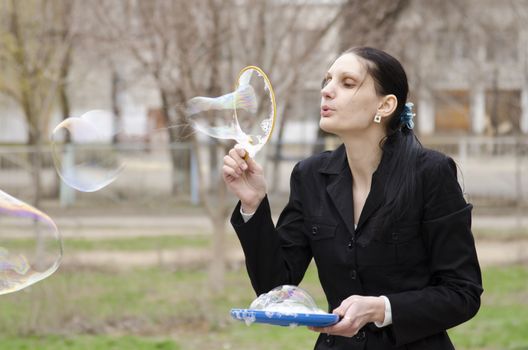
[486,29,518,63]
[434,90,471,133]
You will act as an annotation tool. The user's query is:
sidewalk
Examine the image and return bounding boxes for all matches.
[51,212,527,268]
[3,210,527,267]
[60,240,527,269]
[4,204,526,237]
[49,212,527,238]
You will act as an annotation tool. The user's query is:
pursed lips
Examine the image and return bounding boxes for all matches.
[321,105,335,117]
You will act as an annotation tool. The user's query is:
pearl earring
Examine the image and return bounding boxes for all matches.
[374,113,382,123]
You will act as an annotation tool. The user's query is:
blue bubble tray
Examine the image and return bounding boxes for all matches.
[230,308,339,327]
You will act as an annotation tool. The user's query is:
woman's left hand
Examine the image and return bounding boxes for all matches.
[308,295,385,337]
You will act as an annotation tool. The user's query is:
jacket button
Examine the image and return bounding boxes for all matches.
[353,330,366,342]
[324,334,334,345]
[312,225,318,235]
[350,269,357,280]
[347,241,353,249]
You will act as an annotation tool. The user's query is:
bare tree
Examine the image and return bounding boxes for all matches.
[266,2,346,192]
[312,0,411,154]
[397,0,525,137]
[0,0,77,206]
[85,0,348,293]
[340,0,411,50]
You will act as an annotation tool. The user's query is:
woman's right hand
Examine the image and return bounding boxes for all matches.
[222,145,267,213]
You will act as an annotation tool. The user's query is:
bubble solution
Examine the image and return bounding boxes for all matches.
[0,190,62,295]
[51,110,125,192]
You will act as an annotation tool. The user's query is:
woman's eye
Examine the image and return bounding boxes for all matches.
[343,81,355,88]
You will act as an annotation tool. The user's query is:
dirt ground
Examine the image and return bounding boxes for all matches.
[61,239,528,270]
[3,196,527,269]
[53,213,528,270]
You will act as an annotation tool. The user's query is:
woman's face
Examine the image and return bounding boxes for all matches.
[319,53,383,136]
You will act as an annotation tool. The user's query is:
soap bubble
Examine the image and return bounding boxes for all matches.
[51,110,125,192]
[0,189,62,295]
[250,285,326,314]
[231,285,337,327]
[186,66,276,158]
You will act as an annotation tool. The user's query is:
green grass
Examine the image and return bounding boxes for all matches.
[4,235,210,252]
[64,236,210,251]
[0,268,208,336]
[0,262,325,349]
[473,227,528,240]
[449,266,528,349]
[0,252,526,349]
[6,227,519,253]
[0,335,180,350]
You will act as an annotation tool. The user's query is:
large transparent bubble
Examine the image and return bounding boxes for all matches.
[250,285,326,314]
[186,66,276,158]
[231,285,338,327]
[51,110,125,192]
[0,190,62,295]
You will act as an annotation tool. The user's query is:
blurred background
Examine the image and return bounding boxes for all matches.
[0,0,527,349]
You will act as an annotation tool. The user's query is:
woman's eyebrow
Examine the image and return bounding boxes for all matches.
[341,72,359,81]
[325,71,359,80]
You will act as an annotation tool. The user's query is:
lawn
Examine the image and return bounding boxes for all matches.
[0,248,527,349]
[0,335,180,350]
[5,235,211,252]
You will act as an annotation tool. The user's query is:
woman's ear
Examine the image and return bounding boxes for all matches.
[377,94,398,118]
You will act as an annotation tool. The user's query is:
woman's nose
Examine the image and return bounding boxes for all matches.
[321,83,335,99]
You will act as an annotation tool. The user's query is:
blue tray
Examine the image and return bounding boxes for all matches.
[230,308,339,327]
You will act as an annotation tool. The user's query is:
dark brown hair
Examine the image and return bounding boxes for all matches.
[344,47,423,225]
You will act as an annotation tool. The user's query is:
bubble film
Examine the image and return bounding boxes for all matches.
[0,190,62,295]
[250,285,325,314]
[186,66,276,158]
[51,110,125,192]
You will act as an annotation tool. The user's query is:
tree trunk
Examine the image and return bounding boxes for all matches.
[51,49,72,199]
[193,141,229,294]
[208,141,219,193]
[208,211,227,294]
[160,89,183,195]
[28,132,43,209]
[208,142,230,294]
[111,70,122,145]
[313,127,330,155]
[270,101,292,193]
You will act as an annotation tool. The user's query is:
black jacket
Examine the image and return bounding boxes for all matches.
[231,144,483,350]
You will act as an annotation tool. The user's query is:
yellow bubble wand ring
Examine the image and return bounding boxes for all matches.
[234,66,277,160]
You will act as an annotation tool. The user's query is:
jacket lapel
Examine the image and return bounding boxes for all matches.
[319,144,389,236]
[355,170,384,233]
[326,167,355,236]
[320,145,355,236]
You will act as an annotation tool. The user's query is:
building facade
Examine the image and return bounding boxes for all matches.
[391,0,528,136]
[1,0,527,143]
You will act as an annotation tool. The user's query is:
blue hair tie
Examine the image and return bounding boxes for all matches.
[400,102,415,130]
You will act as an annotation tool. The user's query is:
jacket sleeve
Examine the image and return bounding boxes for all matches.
[230,163,312,296]
[386,156,483,346]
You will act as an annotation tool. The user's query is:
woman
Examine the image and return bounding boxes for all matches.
[222,47,482,349]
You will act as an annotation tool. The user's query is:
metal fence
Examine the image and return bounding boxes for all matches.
[0,136,527,207]
[423,136,528,204]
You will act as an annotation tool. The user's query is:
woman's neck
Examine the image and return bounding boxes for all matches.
[341,132,384,190]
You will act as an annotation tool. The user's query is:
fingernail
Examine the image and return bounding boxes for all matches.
[242,163,248,170]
